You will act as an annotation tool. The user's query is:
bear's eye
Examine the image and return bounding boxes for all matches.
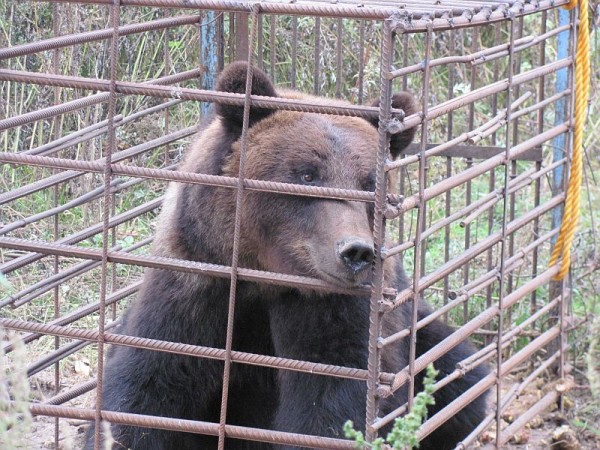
[301,173,315,183]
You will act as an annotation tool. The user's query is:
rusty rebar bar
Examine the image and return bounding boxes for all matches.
[0,15,201,60]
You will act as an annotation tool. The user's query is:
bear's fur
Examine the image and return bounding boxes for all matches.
[85,62,488,450]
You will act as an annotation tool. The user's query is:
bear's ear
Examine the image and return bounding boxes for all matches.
[215,62,278,131]
[369,92,418,160]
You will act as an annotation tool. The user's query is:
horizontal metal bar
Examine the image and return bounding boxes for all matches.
[0,68,402,120]
[26,99,184,157]
[386,35,534,79]
[4,283,140,352]
[458,295,562,370]
[472,23,572,66]
[0,152,389,203]
[0,103,184,207]
[18,402,356,449]
[43,380,99,406]
[453,350,564,450]
[384,195,564,311]
[0,58,570,137]
[382,265,560,398]
[11,238,151,308]
[0,235,372,296]
[401,58,573,132]
[510,90,571,122]
[387,92,535,170]
[385,157,565,260]
[24,0,570,28]
[459,157,567,227]
[371,348,491,432]
[499,391,559,445]
[0,178,127,236]
[378,227,559,349]
[0,318,395,385]
[398,122,570,214]
[401,143,542,162]
[27,329,108,378]
[0,69,200,131]
[0,197,163,274]
[0,171,82,206]
[417,324,561,441]
[0,15,200,60]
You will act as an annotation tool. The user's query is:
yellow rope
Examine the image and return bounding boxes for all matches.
[548,0,590,280]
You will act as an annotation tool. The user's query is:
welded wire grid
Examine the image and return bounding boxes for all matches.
[0,0,577,449]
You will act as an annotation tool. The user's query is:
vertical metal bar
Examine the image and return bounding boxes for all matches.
[94,1,120,448]
[109,0,121,346]
[443,28,455,322]
[257,14,263,70]
[291,16,297,89]
[532,10,547,342]
[507,17,524,329]
[559,7,578,409]
[418,27,429,283]
[463,26,479,324]
[217,13,225,72]
[486,23,502,345]
[397,32,409,248]
[217,6,260,450]
[410,22,432,413]
[357,20,365,104]
[200,10,219,117]
[162,8,171,165]
[51,2,61,446]
[401,32,408,93]
[365,18,394,443]
[495,14,517,449]
[336,18,343,99]
[313,17,321,95]
[270,15,276,81]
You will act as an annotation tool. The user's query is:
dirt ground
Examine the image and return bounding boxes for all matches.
[21,365,600,450]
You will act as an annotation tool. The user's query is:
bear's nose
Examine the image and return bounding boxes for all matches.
[337,238,375,275]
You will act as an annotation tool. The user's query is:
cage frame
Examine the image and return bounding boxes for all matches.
[0,1,577,449]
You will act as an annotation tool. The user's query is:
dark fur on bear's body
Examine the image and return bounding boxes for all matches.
[86,62,488,450]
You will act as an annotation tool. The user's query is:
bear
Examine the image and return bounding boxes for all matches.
[85,61,489,450]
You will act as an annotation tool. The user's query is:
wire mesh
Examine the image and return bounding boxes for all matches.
[0,1,576,449]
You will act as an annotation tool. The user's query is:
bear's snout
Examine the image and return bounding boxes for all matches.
[336,237,375,275]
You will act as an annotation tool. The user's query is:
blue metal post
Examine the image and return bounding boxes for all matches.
[552,9,572,234]
[201,11,219,117]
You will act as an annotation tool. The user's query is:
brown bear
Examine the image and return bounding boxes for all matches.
[85,62,488,450]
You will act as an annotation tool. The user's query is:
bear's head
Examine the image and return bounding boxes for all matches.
[183,62,417,289]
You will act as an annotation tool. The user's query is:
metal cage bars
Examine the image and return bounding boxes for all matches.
[0,1,576,449]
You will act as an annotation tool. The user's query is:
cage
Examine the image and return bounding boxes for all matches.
[0,0,580,449]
